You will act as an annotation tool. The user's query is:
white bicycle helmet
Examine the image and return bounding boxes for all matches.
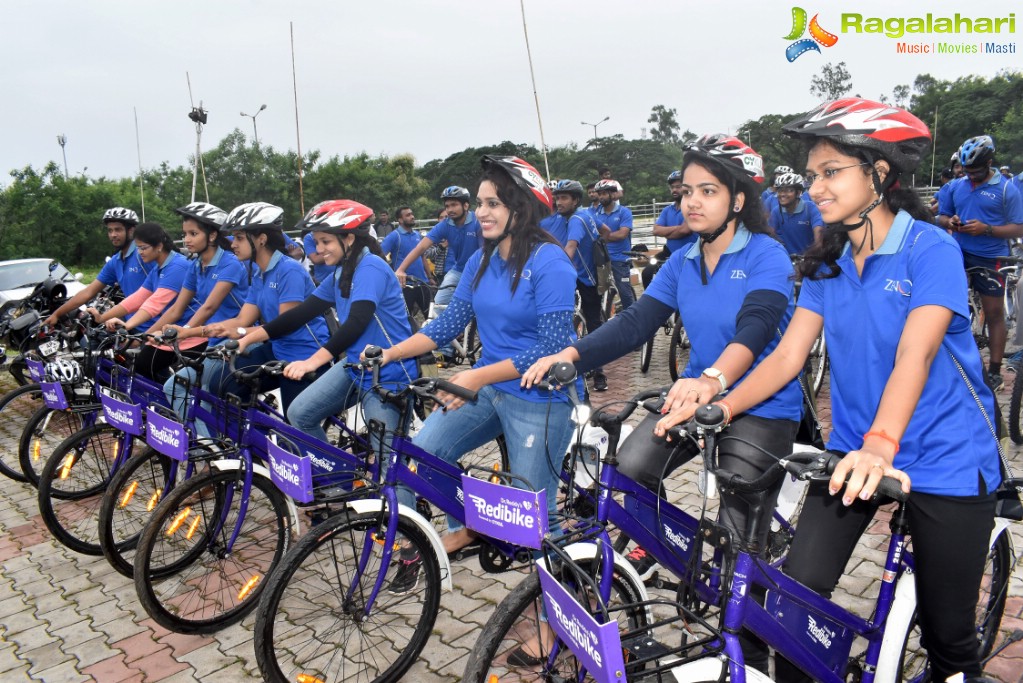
[44,358,82,384]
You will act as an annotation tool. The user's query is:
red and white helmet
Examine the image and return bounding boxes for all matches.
[299,200,374,235]
[481,155,553,211]
[782,98,931,172]
[684,134,765,185]
[594,178,622,194]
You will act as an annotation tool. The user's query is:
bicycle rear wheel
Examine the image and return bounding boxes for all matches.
[806,333,828,395]
[255,510,441,683]
[1009,374,1023,444]
[463,563,647,682]
[639,335,654,373]
[133,467,291,633]
[668,319,690,382]
[37,423,129,555]
[0,384,44,482]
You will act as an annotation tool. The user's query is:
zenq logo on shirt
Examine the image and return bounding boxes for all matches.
[731,270,748,279]
[883,278,912,296]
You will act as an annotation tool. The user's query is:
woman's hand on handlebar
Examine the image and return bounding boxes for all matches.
[362,344,397,367]
[521,349,578,389]
[204,322,234,340]
[653,376,719,438]
[437,369,484,412]
[85,307,102,322]
[104,317,127,332]
[830,446,910,505]
[282,358,320,381]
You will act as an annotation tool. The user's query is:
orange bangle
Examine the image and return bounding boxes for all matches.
[715,399,735,425]
[863,430,900,454]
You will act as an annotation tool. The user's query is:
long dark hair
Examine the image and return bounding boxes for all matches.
[797,139,932,280]
[337,233,383,298]
[197,222,232,252]
[134,222,176,254]
[471,167,558,294]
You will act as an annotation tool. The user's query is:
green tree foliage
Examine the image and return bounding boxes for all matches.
[647,105,681,146]
[809,61,853,101]
[736,115,807,179]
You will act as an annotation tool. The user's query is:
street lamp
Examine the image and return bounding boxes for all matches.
[240,104,267,146]
[56,134,68,178]
[581,116,610,139]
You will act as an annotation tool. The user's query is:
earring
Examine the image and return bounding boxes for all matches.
[733,204,741,211]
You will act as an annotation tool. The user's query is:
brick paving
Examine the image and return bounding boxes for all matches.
[0,328,1021,681]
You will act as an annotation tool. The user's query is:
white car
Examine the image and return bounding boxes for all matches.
[0,258,87,314]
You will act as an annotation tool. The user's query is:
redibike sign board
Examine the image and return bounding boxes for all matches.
[26,359,45,382]
[39,381,68,410]
[537,564,626,683]
[100,391,143,436]
[461,475,547,549]
[146,407,187,461]
[266,437,314,503]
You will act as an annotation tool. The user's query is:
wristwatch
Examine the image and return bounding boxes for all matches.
[984,224,994,236]
[702,367,727,393]
[236,327,248,338]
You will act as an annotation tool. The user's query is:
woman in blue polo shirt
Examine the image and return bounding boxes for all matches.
[91,222,192,380]
[234,199,416,444]
[524,135,802,672]
[204,203,328,415]
[375,156,577,557]
[154,202,249,414]
[704,99,1000,683]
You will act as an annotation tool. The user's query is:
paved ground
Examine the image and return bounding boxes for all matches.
[0,328,1021,682]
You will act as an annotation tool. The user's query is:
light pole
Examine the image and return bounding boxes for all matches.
[581,116,609,140]
[56,134,68,178]
[240,104,267,146]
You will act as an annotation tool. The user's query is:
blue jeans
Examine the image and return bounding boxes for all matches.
[205,342,313,418]
[611,261,636,310]
[163,359,224,439]
[399,386,575,531]
[433,269,462,357]
[287,360,400,448]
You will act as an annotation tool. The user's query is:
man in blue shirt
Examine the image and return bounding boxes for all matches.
[382,206,431,317]
[44,207,154,327]
[593,179,636,311]
[937,135,1023,390]
[395,186,481,361]
[767,172,824,255]
[643,170,696,289]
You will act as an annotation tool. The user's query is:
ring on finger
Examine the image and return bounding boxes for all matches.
[869,462,884,472]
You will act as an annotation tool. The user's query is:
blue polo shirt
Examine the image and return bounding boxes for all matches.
[769,199,824,255]
[246,251,328,362]
[541,212,601,287]
[453,243,581,403]
[426,212,482,273]
[939,173,1023,258]
[799,211,1000,495]
[302,233,334,285]
[656,204,696,254]
[645,227,802,421]
[381,227,428,282]
[135,251,190,332]
[593,203,633,262]
[97,242,154,296]
[312,251,417,389]
[182,247,248,344]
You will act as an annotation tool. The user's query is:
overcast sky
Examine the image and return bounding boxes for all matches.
[2,0,1018,181]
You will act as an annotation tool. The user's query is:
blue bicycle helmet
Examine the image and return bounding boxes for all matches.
[959,136,995,168]
[440,186,470,202]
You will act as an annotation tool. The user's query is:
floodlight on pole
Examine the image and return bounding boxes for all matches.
[56,134,68,178]
[581,116,609,139]
[241,104,267,146]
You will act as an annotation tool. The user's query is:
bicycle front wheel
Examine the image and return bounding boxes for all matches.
[463,563,647,683]
[255,510,441,683]
[668,319,690,382]
[37,423,129,555]
[20,405,92,487]
[133,467,291,633]
[1009,373,1023,444]
[0,383,43,482]
[639,335,654,374]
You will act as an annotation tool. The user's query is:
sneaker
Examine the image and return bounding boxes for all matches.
[625,546,660,581]
[592,372,608,393]
[985,370,1005,393]
[387,553,423,595]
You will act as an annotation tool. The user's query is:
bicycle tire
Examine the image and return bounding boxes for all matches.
[466,319,482,364]
[0,383,44,482]
[255,510,441,683]
[19,404,92,487]
[639,335,654,374]
[97,447,178,577]
[807,333,828,395]
[37,423,130,555]
[602,287,616,322]
[896,527,1011,680]
[668,319,690,382]
[133,467,291,633]
[462,562,647,682]
[1009,372,1023,444]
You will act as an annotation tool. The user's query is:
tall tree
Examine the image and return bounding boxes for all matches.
[809,62,853,101]
[647,105,681,145]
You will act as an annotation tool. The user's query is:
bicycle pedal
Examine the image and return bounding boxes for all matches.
[650,575,680,592]
[448,542,482,561]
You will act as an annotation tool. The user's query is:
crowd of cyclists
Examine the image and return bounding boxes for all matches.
[34,96,1023,682]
